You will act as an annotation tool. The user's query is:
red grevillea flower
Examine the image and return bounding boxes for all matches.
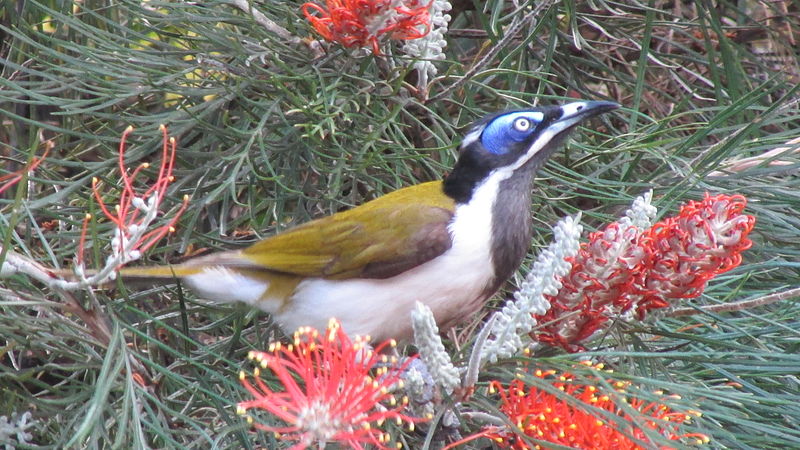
[637,194,755,312]
[535,193,755,351]
[302,0,432,54]
[451,363,708,450]
[237,319,421,449]
[78,125,189,266]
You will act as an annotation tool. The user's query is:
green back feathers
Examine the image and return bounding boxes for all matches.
[240,181,455,279]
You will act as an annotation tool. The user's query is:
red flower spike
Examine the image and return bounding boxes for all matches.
[535,219,652,349]
[81,125,188,266]
[302,0,432,55]
[637,194,755,316]
[237,319,423,450]
[535,193,755,351]
[449,363,708,450]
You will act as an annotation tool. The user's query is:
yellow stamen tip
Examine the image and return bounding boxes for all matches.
[125,125,134,133]
[159,124,166,131]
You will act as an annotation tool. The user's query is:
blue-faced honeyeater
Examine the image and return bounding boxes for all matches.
[118,101,619,342]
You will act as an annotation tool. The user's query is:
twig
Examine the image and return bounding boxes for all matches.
[708,136,800,176]
[0,58,34,88]
[426,0,554,105]
[228,0,295,42]
[459,410,506,427]
[56,289,113,347]
[669,287,800,317]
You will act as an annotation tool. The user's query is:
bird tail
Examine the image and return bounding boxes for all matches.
[51,263,204,284]
[115,251,253,282]
[117,264,204,281]
[54,251,251,284]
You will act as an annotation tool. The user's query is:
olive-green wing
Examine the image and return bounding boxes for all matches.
[238,181,455,280]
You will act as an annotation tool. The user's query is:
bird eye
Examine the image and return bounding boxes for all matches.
[513,118,531,132]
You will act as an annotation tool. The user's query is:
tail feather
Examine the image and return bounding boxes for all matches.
[53,251,263,285]
[56,251,256,283]
[118,264,205,281]
[51,264,205,284]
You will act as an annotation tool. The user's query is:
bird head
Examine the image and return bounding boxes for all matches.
[444,100,620,203]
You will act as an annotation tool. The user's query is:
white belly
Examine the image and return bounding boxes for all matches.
[276,244,494,342]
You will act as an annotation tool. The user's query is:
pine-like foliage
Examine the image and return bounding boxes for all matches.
[1,0,799,448]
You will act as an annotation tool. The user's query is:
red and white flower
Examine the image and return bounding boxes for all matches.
[237,319,422,449]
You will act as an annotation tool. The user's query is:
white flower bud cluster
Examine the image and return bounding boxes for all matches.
[403,0,452,89]
[479,215,583,364]
[411,301,461,394]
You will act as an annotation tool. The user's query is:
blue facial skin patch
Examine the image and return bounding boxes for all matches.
[481,111,545,154]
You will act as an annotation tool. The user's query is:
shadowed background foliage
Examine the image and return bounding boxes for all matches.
[1,0,799,448]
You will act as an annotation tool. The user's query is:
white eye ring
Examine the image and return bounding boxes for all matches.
[513,117,531,132]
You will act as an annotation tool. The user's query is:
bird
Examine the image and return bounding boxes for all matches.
[118,100,619,342]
